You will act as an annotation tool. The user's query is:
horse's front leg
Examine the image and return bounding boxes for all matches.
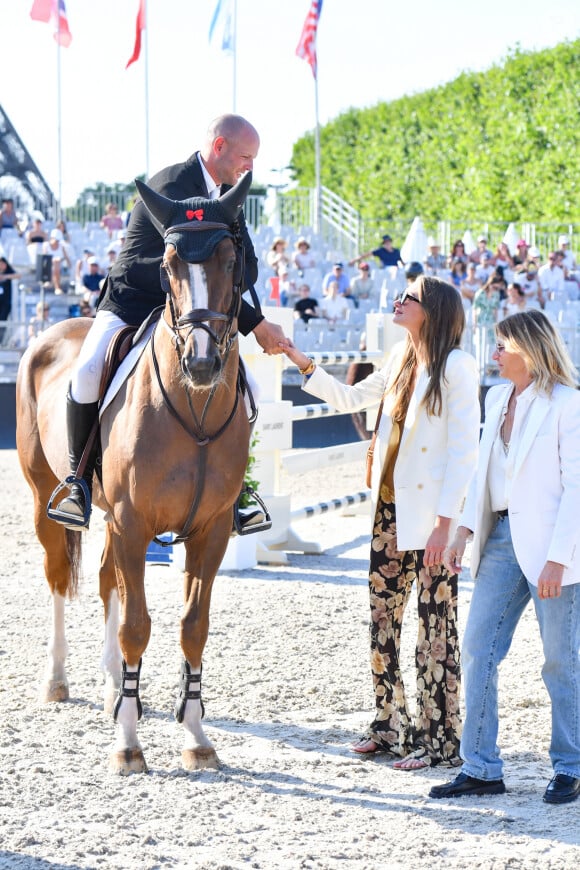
[177,524,230,771]
[107,529,151,775]
[99,525,122,714]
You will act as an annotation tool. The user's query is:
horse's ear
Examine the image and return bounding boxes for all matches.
[135,179,175,231]
[218,171,252,224]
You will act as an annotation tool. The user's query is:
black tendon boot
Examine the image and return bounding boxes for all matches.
[49,388,99,530]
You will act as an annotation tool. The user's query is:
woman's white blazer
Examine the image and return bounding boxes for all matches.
[302,344,480,551]
[461,382,580,586]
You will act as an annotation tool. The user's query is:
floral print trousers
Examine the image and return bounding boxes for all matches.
[365,499,462,765]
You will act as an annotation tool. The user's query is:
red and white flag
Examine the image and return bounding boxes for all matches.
[126,0,147,69]
[295,0,323,78]
[30,0,72,48]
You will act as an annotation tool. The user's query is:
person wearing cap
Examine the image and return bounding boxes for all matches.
[425,237,446,274]
[51,113,287,532]
[469,236,493,265]
[513,239,530,267]
[42,228,72,294]
[82,257,106,309]
[350,262,375,301]
[350,234,403,269]
[292,237,317,273]
[322,262,351,299]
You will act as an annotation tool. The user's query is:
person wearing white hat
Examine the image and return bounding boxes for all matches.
[425,237,446,274]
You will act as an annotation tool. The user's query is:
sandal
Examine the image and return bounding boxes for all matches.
[351,738,383,755]
[392,748,433,771]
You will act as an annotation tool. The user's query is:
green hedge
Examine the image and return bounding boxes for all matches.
[290,41,580,226]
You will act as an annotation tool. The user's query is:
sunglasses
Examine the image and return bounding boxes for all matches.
[395,289,424,306]
[495,343,506,354]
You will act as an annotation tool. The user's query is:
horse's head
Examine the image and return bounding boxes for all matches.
[135,171,252,387]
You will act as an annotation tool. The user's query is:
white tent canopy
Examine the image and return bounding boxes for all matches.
[400,216,428,264]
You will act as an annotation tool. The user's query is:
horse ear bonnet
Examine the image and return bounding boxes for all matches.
[135,172,252,264]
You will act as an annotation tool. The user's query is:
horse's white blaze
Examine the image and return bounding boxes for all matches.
[190,263,210,358]
[181,667,212,750]
[45,592,68,684]
[113,672,141,751]
[101,589,121,701]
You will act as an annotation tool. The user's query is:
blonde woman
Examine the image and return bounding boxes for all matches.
[282,276,480,769]
[432,311,580,802]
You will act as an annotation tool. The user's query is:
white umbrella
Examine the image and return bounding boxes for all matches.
[503,223,520,256]
[400,216,428,264]
[462,230,477,257]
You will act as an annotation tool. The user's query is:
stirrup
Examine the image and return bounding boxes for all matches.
[232,487,272,536]
[46,475,91,529]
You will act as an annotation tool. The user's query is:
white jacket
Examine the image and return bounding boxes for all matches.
[303,344,480,551]
[462,382,580,586]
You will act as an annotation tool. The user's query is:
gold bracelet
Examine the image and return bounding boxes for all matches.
[299,359,316,376]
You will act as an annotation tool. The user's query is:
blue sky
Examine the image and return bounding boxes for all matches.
[2,0,579,205]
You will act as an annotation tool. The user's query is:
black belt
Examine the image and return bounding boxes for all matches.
[497,509,509,517]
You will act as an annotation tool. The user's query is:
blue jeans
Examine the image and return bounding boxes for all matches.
[461,514,580,781]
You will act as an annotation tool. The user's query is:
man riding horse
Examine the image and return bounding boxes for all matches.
[54,113,286,531]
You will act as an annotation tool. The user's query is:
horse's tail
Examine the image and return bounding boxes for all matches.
[65,529,83,598]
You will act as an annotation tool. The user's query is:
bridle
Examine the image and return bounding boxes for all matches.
[159,219,244,369]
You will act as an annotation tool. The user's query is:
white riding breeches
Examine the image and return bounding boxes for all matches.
[70,310,128,403]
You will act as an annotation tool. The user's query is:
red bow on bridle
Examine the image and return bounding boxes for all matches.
[185,209,204,221]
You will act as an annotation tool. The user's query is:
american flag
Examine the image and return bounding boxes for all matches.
[295,0,323,78]
[30,0,72,48]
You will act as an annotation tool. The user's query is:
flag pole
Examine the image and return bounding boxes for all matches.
[56,26,63,219]
[232,0,237,111]
[314,71,320,235]
[144,0,150,178]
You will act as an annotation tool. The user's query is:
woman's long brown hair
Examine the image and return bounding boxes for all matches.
[389,276,466,419]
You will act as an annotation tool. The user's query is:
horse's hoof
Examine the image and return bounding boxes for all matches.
[108,748,148,775]
[182,747,220,771]
[40,681,69,703]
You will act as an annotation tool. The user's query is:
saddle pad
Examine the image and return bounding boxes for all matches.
[99,322,156,418]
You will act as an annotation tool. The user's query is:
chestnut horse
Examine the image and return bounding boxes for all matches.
[16,172,253,774]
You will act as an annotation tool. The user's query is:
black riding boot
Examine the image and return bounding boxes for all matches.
[232,423,272,536]
[53,389,99,530]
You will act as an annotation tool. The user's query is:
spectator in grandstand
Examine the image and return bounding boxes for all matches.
[266,236,291,277]
[459,262,481,311]
[493,242,515,272]
[475,250,494,283]
[350,234,403,269]
[500,282,527,319]
[79,299,94,317]
[538,251,566,301]
[100,202,124,238]
[515,262,543,308]
[513,239,530,267]
[469,235,493,265]
[320,280,348,323]
[81,257,106,310]
[292,237,317,274]
[293,283,321,323]
[473,275,502,371]
[449,257,467,291]
[25,217,48,246]
[278,267,297,308]
[0,256,20,344]
[447,239,468,267]
[558,235,577,275]
[350,262,375,302]
[74,248,96,294]
[527,245,542,268]
[55,218,71,244]
[42,229,73,294]
[432,310,580,804]
[322,262,351,298]
[1,197,22,234]
[28,301,52,344]
[424,237,447,274]
[282,275,480,771]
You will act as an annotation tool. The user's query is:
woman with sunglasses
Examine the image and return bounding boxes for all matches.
[432,310,580,803]
[282,276,480,769]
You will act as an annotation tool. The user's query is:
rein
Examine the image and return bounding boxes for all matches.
[151,218,245,546]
